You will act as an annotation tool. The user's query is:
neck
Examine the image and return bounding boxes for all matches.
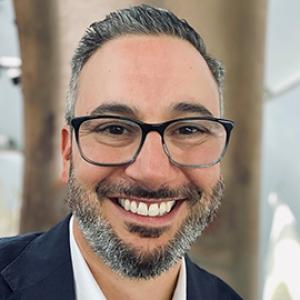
[73,219,182,300]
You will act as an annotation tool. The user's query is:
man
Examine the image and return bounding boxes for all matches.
[0,4,242,300]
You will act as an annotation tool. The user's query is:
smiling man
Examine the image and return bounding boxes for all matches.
[0,4,242,300]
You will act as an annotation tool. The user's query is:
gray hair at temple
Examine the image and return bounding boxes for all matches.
[65,4,225,123]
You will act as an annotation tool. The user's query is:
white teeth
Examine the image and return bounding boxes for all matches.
[124,199,130,211]
[159,202,167,216]
[137,202,148,216]
[148,203,159,217]
[166,201,175,212]
[130,201,137,213]
[118,199,176,217]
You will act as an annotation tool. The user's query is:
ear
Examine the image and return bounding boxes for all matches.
[61,126,72,183]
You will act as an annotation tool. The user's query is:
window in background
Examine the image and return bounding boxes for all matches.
[261,0,300,299]
[0,0,23,236]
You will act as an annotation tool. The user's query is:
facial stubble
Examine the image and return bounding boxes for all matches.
[67,168,224,279]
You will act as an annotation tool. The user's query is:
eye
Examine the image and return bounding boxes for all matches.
[165,121,213,142]
[91,120,140,138]
[177,126,204,135]
[99,124,127,135]
[175,125,209,135]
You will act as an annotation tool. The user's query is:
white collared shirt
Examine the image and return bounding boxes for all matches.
[69,217,186,300]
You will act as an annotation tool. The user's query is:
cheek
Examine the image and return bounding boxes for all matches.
[184,164,221,190]
[71,151,116,186]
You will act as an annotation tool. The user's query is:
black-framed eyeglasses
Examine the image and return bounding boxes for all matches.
[70,115,234,168]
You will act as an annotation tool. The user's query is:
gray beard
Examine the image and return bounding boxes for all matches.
[67,170,224,280]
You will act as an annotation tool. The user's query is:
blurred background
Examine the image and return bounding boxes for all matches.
[0,0,299,299]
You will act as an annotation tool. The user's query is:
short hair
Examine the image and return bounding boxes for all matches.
[66,4,224,123]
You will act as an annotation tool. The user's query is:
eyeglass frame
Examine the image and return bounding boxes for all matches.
[70,115,234,169]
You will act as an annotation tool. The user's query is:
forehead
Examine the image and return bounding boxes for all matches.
[75,35,220,120]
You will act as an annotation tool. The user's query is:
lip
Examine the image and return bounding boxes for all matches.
[108,197,185,226]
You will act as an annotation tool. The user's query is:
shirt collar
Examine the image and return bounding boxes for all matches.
[70,216,106,300]
[69,216,186,300]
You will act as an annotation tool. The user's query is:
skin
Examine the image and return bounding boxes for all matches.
[61,35,221,300]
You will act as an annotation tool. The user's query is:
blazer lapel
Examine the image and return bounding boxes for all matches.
[2,215,75,300]
[186,256,204,300]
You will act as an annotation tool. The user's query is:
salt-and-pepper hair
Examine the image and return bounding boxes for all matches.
[66,4,224,123]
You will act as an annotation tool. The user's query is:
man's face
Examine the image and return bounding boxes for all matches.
[62,35,223,278]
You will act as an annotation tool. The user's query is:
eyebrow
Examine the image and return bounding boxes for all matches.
[89,101,213,119]
[171,102,213,117]
[90,102,138,118]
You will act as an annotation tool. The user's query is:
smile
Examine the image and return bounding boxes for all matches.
[117,198,177,217]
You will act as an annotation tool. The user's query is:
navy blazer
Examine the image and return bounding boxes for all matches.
[0,216,242,300]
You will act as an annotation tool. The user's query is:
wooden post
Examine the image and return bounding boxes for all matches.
[14,0,67,232]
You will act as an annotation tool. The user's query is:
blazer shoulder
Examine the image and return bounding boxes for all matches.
[186,257,243,300]
[0,232,42,270]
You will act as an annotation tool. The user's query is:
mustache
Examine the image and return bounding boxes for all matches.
[95,180,203,204]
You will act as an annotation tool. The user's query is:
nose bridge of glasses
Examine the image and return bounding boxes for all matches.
[136,122,169,159]
[133,123,172,169]
[141,122,167,141]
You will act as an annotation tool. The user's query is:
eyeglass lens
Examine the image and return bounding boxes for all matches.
[77,117,227,167]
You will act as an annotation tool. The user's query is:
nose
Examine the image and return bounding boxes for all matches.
[124,132,182,190]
